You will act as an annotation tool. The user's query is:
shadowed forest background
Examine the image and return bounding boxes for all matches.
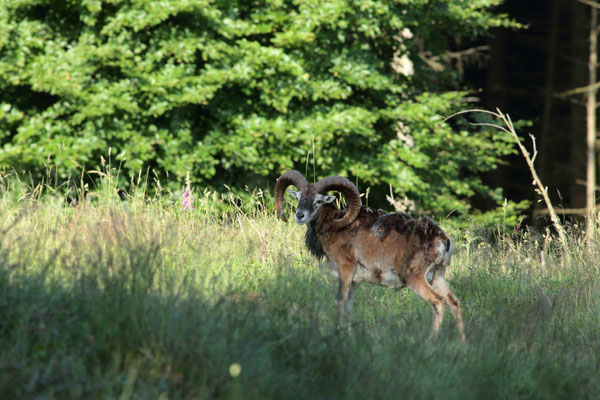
[464,0,597,225]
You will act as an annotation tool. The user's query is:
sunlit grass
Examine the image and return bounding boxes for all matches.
[0,172,599,399]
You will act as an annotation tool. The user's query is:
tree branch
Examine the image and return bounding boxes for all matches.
[555,80,600,97]
[577,0,600,10]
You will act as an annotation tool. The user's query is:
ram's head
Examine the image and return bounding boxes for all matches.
[274,170,361,229]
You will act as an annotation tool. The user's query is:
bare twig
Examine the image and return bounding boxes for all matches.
[470,122,512,134]
[554,95,587,107]
[419,45,490,72]
[555,81,600,98]
[575,178,600,190]
[533,207,591,216]
[529,134,538,163]
[577,0,600,10]
[443,108,498,121]
[445,108,568,248]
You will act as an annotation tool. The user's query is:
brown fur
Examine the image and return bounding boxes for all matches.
[304,202,465,341]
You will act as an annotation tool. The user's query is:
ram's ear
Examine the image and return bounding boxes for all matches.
[289,190,302,201]
[323,195,336,203]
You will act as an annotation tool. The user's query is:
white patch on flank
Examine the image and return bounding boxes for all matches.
[425,265,435,285]
[353,262,403,288]
[425,240,447,284]
[380,269,403,288]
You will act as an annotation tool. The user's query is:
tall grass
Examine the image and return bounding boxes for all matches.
[0,173,599,399]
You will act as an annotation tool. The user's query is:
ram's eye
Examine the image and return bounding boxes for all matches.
[315,200,322,205]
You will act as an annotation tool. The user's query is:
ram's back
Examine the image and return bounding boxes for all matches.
[320,207,452,278]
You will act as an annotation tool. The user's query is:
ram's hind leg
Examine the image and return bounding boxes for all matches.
[431,266,465,342]
[405,276,445,338]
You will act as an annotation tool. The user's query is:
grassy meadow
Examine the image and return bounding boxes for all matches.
[0,175,599,399]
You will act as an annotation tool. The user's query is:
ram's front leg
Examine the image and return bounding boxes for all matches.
[333,253,357,328]
[344,282,358,322]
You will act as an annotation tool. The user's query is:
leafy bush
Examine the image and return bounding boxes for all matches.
[0,0,522,217]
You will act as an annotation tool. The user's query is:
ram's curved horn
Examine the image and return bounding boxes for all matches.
[314,176,361,229]
[274,170,309,222]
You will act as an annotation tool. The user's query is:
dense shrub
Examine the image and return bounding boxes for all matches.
[0,0,523,217]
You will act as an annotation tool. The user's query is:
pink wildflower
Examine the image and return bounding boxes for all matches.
[182,186,193,210]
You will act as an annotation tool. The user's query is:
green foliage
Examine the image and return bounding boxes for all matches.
[0,184,599,399]
[0,0,522,216]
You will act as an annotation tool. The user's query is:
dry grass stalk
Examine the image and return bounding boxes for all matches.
[445,108,568,249]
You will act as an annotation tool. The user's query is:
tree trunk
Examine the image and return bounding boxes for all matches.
[541,1,560,179]
[570,2,588,213]
[586,5,598,241]
[538,0,560,228]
